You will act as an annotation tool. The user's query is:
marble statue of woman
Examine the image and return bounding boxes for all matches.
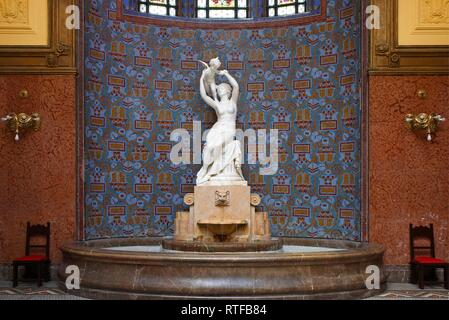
[196,66,246,185]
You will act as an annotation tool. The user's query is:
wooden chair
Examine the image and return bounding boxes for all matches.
[409,224,449,290]
[12,222,51,287]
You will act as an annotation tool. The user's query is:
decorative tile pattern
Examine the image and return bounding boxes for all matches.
[83,0,362,240]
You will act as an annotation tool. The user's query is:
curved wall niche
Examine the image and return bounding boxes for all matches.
[80,0,364,241]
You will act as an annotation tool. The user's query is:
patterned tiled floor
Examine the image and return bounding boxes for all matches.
[366,283,449,300]
[0,281,86,300]
[370,290,449,300]
[0,282,447,300]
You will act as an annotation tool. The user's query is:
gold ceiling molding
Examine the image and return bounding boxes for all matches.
[420,0,449,24]
[0,0,77,74]
[370,0,449,74]
[0,0,47,46]
[0,0,28,24]
[398,0,449,46]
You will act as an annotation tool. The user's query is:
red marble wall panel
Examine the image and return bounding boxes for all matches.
[369,75,449,265]
[0,75,76,264]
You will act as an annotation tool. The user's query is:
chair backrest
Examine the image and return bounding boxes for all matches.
[25,222,50,259]
[409,223,435,261]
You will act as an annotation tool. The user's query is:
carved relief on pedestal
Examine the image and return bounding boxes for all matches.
[184,193,194,206]
[215,191,230,207]
[250,194,261,206]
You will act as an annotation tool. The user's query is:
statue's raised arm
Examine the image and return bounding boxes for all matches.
[199,69,218,111]
[220,70,239,104]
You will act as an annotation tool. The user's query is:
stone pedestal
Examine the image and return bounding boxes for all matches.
[172,184,271,244]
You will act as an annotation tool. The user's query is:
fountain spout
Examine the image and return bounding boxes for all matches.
[197,219,248,241]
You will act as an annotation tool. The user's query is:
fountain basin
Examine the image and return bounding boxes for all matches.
[197,219,248,236]
[59,237,386,300]
[161,238,283,252]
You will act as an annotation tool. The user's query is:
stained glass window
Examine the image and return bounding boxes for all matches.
[197,0,249,19]
[138,0,178,17]
[267,0,307,17]
[135,0,310,19]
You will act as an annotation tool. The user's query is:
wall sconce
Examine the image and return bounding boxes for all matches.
[1,113,41,141]
[405,113,445,142]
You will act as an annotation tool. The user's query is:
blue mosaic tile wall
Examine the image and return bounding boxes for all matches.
[83,0,362,240]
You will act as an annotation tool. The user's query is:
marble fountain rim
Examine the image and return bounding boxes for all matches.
[58,237,386,299]
[60,237,385,265]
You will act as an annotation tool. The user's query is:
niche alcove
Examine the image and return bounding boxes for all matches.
[59,0,385,299]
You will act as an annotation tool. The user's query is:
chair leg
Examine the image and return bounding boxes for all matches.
[418,265,425,289]
[444,266,449,290]
[44,261,50,282]
[12,263,18,287]
[410,264,417,284]
[37,263,42,287]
